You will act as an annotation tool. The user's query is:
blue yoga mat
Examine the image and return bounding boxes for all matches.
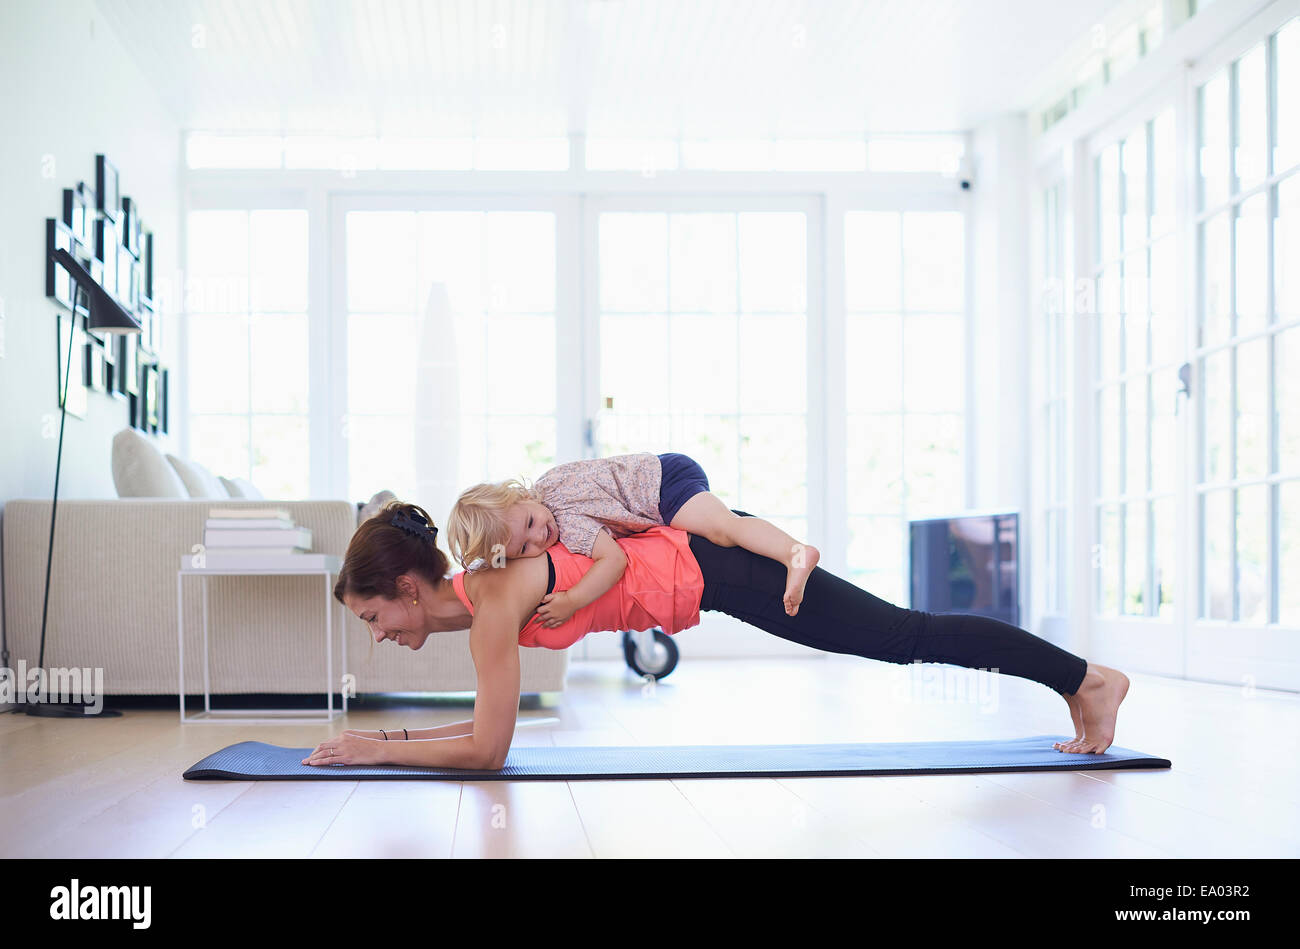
[183,735,1170,781]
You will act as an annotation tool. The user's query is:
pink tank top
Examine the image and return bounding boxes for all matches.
[450,525,704,649]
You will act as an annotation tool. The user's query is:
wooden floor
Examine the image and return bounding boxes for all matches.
[1,656,1296,858]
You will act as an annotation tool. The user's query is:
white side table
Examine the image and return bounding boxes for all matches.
[177,556,348,724]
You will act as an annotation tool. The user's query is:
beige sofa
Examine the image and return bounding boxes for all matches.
[1,432,569,697]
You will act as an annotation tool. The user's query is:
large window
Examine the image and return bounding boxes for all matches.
[1040,180,1070,615]
[186,209,310,498]
[1196,18,1300,625]
[594,209,808,548]
[843,210,965,605]
[344,210,558,502]
[1092,107,1179,620]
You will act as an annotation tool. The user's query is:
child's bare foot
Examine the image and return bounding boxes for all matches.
[1055,663,1130,754]
[783,544,820,616]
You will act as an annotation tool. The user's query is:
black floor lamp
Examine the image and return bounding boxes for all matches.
[24,248,142,717]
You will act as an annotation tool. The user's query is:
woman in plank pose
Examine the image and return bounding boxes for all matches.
[304,499,1128,768]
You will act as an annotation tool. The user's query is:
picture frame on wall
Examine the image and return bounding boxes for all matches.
[117,244,135,308]
[61,187,92,248]
[144,363,159,432]
[95,216,118,299]
[120,333,140,397]
[56,310,87,419]
[142,231,153,305]
[121,197,142,256]
[160,367,169,433]
[95,154,120,222]
[83,335,107,392]
[45,218,76,310]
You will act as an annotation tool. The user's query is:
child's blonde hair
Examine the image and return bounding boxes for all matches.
[445,478,543,570]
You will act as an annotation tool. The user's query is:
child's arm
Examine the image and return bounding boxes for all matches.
[536,529,628,628]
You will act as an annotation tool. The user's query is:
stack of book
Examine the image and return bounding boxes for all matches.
[181,507,330,570]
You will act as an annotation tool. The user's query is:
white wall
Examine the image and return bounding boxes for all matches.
[0,0,183,655]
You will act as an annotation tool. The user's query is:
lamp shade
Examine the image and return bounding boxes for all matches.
[51,247,142,333]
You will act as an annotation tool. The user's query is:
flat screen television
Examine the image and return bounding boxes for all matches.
[909,511,1019,626]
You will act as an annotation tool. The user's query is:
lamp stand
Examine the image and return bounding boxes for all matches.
[25,285,121,718]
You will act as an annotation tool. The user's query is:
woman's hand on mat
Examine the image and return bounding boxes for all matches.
[301,732,383,767]
[536,591,576,628]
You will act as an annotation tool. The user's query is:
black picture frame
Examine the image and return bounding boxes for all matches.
[83,335,108,392]
[95,216,118,298]
[96,154,120,222]
[160,367,169,433]
[121,197,142,257]
[142,230,154,303]
[61,187,92,247]
[45,218,76,309]
[117,244,135,308]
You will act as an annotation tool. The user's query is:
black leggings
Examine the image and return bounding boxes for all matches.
[687,513,1089,696]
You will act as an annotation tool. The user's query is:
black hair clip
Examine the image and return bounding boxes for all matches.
[391,510,438,542]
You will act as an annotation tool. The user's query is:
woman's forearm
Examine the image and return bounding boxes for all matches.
[377,732,501,770]
[350,720,476,741]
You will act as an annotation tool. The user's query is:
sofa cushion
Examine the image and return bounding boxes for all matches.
[111,428,188,497]
[219,475,264,499]
[165,455,230,498]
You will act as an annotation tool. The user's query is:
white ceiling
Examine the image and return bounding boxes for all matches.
[93,0,1128,138]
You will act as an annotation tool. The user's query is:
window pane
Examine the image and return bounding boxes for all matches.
[1123,501,1147,615]
[1279,326,1300,474]
[1151,108,1176,236]
[1149,237,1177,365]
[739,416,806,515]
[1098,145,1120,262]
[903,314,963,412]
[670,214,736,313]
[1124,378,1148,495]
[485,315,556,414]
[1201,213,1231,346]
[1097,504,1121,615]
[674,414,739,503]
[739,314,805,413]
[739,212,806,314]
[903,413,962,516]
[902,212,963,310]
[1097,264,1121,380]
[1099,384,1121,498]
[1277,175,1300,322]
[847,515,905,575]
[347,315,418,415]
[1151,367,1177,492]
[1203,349,1232,483]
[188,314,249,414]
[1235,191,1268,337]
[249,314,307,414]
[1236,483,1268,623]
[600,213,667,312]
[601,314,668,413]
[1199,68,1230,211]
[418,212,484,313]
[1235,42,1267,192]
[347,415,416,500]
[1122,128,1148,252]
[484,213,554,313]
[189,416,249,483]
[1203,489,1233,619]
[669,314,738,414]
[1278,18,1300,174]
[845,211,900,310]
[346,212,417,313]
[1153,496,1175,618]
[1236,337,1268,481]
[251,415,309,499]
[186,210,248,312]
[1281,479,1300,625]
[845,314,901,411]
[249,210,307,312]
[1123,254,1148,371]
[484,416,556,482]
[847,414,904,512]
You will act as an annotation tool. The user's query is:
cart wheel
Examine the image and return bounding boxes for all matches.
[621,628,679,680]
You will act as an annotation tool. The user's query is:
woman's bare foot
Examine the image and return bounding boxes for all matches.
[1055,663,1130,754]
[783,544,820,616]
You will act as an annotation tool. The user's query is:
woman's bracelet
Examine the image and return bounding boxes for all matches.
[379,728,387,740]
[377,728,409,740]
